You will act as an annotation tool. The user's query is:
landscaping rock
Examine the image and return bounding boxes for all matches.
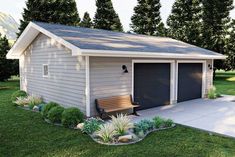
[118,135,133,143]
[33,106,39,111]
[76,123,84,130]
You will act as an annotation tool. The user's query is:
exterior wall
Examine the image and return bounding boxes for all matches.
[19,33,86,112]
[89,57,214,116]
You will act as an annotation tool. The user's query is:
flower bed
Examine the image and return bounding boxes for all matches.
[12,90,176,145]
[78,114,176,145]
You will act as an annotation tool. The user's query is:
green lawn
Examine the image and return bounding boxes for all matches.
[1,81,235,157]
[214,71,235,95]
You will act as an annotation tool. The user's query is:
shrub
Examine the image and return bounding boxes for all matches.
[133,119,155,134]
[41,102,59,118]
[14,96,29,106]
[62,107,84,128]
[111,114,134,135]
[153,116,165,128]
[48,106,65,123]
[95,123,116,143]
[208,86,217,99]
[28,96,42,109]
[11,90,27,102]
[163,119,174,127]
[82,117,104,134]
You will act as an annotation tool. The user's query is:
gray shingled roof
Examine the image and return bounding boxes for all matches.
[34,22,222,56]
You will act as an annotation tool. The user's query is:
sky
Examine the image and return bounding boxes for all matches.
[0,0,235,31]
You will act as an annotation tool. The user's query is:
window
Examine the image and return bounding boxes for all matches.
[43,64,49,77]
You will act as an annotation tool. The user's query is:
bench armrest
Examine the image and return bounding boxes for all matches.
[132,102,139,105]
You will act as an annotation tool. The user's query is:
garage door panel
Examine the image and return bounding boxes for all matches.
[178,63,202,102]
[134,63,171,110]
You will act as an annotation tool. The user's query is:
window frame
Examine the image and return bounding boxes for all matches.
[42,64,49,77]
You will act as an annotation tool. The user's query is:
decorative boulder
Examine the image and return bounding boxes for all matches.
[118,135,133,143]
[76,123,84,130]
[33,106,39,111]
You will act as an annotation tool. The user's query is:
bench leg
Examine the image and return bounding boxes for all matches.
[133,108,139,116]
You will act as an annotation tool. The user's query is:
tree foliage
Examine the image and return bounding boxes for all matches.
[167,0,202,45]
[131,0,166,36]
[0,35,18,81]
[80,12,93,28]
[18,0,80,36]
[201,0,234,70]
[93,0,123,31]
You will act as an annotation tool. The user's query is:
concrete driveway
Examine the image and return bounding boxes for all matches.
[132,96,235,138]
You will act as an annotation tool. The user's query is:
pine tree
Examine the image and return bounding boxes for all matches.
[93,0,123,31]
[18,0,80,36]
[167,0,202,45]
[201,0,234,70]
[224,20,235,70]
[131,0,165,36]
[0,35,16,81]
[80,12,93,28]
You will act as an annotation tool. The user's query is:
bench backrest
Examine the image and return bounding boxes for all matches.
[96,95,133,109]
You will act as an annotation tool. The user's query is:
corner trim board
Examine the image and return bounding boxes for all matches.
[85,56,90,117]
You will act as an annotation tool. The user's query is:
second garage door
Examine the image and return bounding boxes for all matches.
[177,63,203,102]
[134,63,171,110]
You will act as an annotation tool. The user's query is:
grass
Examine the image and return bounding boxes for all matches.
[214,71,235,95]
[1,81,235,156]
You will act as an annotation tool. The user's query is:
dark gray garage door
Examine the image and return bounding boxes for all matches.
[178,63,202,102]
[134,63,171,110]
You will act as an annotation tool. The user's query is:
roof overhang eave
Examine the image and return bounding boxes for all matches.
[78,49,227,60]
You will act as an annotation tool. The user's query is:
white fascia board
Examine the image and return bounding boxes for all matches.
[80,49,227,60]
[7,22,82,59]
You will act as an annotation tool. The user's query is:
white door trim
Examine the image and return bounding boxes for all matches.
[132,59,176,105]
[176,60,207,101]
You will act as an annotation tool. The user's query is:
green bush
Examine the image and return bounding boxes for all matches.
[82,118,104,134]
[11,90,27,102]
[48,106,64,123]
[153,116,165,128]
[163,119,174,127]
[208,86,217,99]
[62,107,84,128]
[41,102,59,118]
[133,119,155,134]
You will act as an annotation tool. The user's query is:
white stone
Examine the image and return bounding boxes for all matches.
[77,123,84,130]
[118,135,133,143]
[33,106,39,111]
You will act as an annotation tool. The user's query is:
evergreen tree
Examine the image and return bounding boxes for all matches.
[167,0,202,45]
[93,0,123,31]
[0,35,16,81]
[201,0,234,70]
[224,20,235,70]
[131,0,165,36]
[18,0,80,36]
[80,12,93,28]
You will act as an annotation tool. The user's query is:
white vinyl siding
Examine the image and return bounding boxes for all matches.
[19,33,86,112]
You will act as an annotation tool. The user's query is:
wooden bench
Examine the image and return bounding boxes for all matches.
[95,95,140,118]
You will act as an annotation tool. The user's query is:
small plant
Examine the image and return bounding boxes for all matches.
[133,119,155,135]
[28,96,42,109]
[163,119,174,127]
[95,123,116,143]
[208,86,217,99]
[48,106,65,123]
[14,96,29,106]
[111,114,134,135]
[153,116,165,128]
[62,107,84,128]
[82,117,104,134]
[41,102,59,118]
[11,90,27,102]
